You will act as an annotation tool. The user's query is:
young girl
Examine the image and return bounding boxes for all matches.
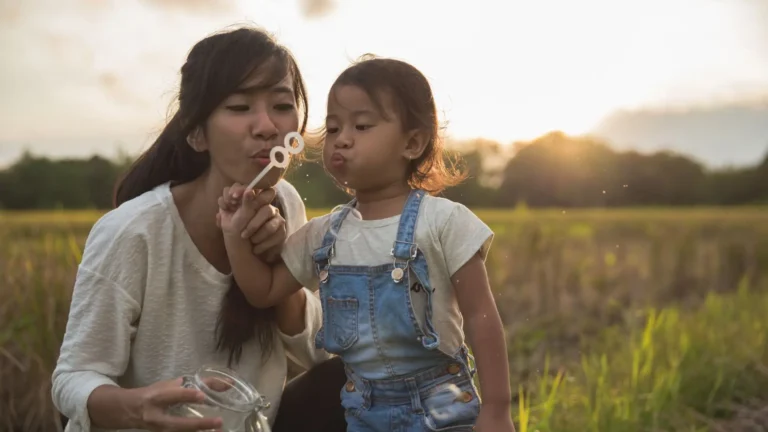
[219,57,515,432]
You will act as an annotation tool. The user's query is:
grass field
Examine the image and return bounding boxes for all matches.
[2,207,768,431]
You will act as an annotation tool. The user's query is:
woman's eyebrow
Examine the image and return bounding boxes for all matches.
[233,84,294,96]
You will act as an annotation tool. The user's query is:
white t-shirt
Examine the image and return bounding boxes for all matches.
[281,193,494,358]
[51,180,330,432]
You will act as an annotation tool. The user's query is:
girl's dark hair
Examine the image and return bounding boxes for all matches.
[113,25,308,366]
[329,55,466,195]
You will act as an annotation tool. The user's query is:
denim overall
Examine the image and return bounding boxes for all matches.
[312,189,481,432]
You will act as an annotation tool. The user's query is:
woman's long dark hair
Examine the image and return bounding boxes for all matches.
[113,26,308,366]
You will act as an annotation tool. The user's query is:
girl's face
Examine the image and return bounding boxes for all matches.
[323,84,413,192]
[196,69,300,189]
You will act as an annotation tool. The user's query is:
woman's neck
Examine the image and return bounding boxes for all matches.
[354,181,411,220]
[171,171,231,274]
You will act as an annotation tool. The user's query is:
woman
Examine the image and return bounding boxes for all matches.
[51,26,346,432]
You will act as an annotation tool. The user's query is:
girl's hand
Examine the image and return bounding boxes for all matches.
[217,185,273,235]
[217,184,285,262]
[131,377,223,432]
[216,184,248,234]
[474,405,516,432]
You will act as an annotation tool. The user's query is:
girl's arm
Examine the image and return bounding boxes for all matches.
[268,180,331,366]
[223,231,304,308]
[219,186,304,308]
[434,200,515,430]
[275,288,308,336]
[276,288,334,368]
[452,254,513,417]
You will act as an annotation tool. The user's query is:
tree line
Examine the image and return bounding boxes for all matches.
[1,131,766,210]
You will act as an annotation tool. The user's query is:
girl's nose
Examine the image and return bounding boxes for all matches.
[334,130,353,148]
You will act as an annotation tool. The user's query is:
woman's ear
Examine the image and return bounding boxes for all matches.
[186,127,208,152]
[402,130,429,160]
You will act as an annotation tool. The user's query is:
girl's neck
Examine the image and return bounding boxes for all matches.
[354,181,412,220]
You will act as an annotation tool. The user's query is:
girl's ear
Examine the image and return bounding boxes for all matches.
[402,129,429,160]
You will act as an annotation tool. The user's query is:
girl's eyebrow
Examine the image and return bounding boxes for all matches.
[326,109,378,121]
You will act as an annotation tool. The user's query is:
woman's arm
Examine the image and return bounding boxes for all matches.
[52,216,221,432]
[51,221,144,431]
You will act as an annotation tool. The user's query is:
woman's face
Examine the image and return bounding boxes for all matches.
[199,69,300,189]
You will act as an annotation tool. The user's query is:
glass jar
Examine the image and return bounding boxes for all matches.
[168,365,271,432]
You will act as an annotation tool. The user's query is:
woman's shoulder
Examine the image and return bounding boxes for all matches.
[86,183,171,250]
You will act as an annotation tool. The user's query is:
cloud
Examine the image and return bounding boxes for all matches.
[300,0,336,18]
[98,72,152,107]
[138,0,238,14]
[139,0,337,18]
[590,99,768,168]
[0,2,23,25]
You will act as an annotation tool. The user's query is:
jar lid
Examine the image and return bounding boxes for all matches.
[193,365,269,413]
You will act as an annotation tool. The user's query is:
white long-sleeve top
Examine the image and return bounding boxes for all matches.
[51,180,330,432]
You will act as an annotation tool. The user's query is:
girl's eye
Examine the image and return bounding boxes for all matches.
[275,103,295,111]
[326,127,339,134]
[356,125,372,131]
[226,105,249,112]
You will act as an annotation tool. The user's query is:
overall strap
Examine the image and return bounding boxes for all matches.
[312,200,357,269]
[391,189,425,262]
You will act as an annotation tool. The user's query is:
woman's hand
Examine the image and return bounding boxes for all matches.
[217,184,286,263]
[241,199,286,263]
[129,377,223,432]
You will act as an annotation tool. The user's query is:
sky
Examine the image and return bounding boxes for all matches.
[1,0,767,168]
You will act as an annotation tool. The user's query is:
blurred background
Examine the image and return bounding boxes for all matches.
[1,0,767,431]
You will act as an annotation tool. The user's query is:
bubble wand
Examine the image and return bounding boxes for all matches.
[246,132,305,191]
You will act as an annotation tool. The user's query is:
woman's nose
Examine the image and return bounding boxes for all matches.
[250,110,278,141]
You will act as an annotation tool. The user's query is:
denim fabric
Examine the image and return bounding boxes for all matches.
[311,190,480,431]
[341,352,480,432]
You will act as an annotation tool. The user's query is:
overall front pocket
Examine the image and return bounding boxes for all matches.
[326,297,359,352]
[421,377,480,431]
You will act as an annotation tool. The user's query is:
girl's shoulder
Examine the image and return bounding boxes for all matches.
[418,194,486,233]
[417,194,494,272]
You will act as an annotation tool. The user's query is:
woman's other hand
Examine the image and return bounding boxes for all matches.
[243,202,286,263]
[217,184,286,263]
[124,377,223,431]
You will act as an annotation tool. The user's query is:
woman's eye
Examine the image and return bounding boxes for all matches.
[226,105,250,112]
[275,103,295,111]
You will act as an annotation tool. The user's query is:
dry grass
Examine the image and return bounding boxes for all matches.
[1,207,767,431]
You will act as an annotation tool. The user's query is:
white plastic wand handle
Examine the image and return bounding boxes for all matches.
[246,132,305,190]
